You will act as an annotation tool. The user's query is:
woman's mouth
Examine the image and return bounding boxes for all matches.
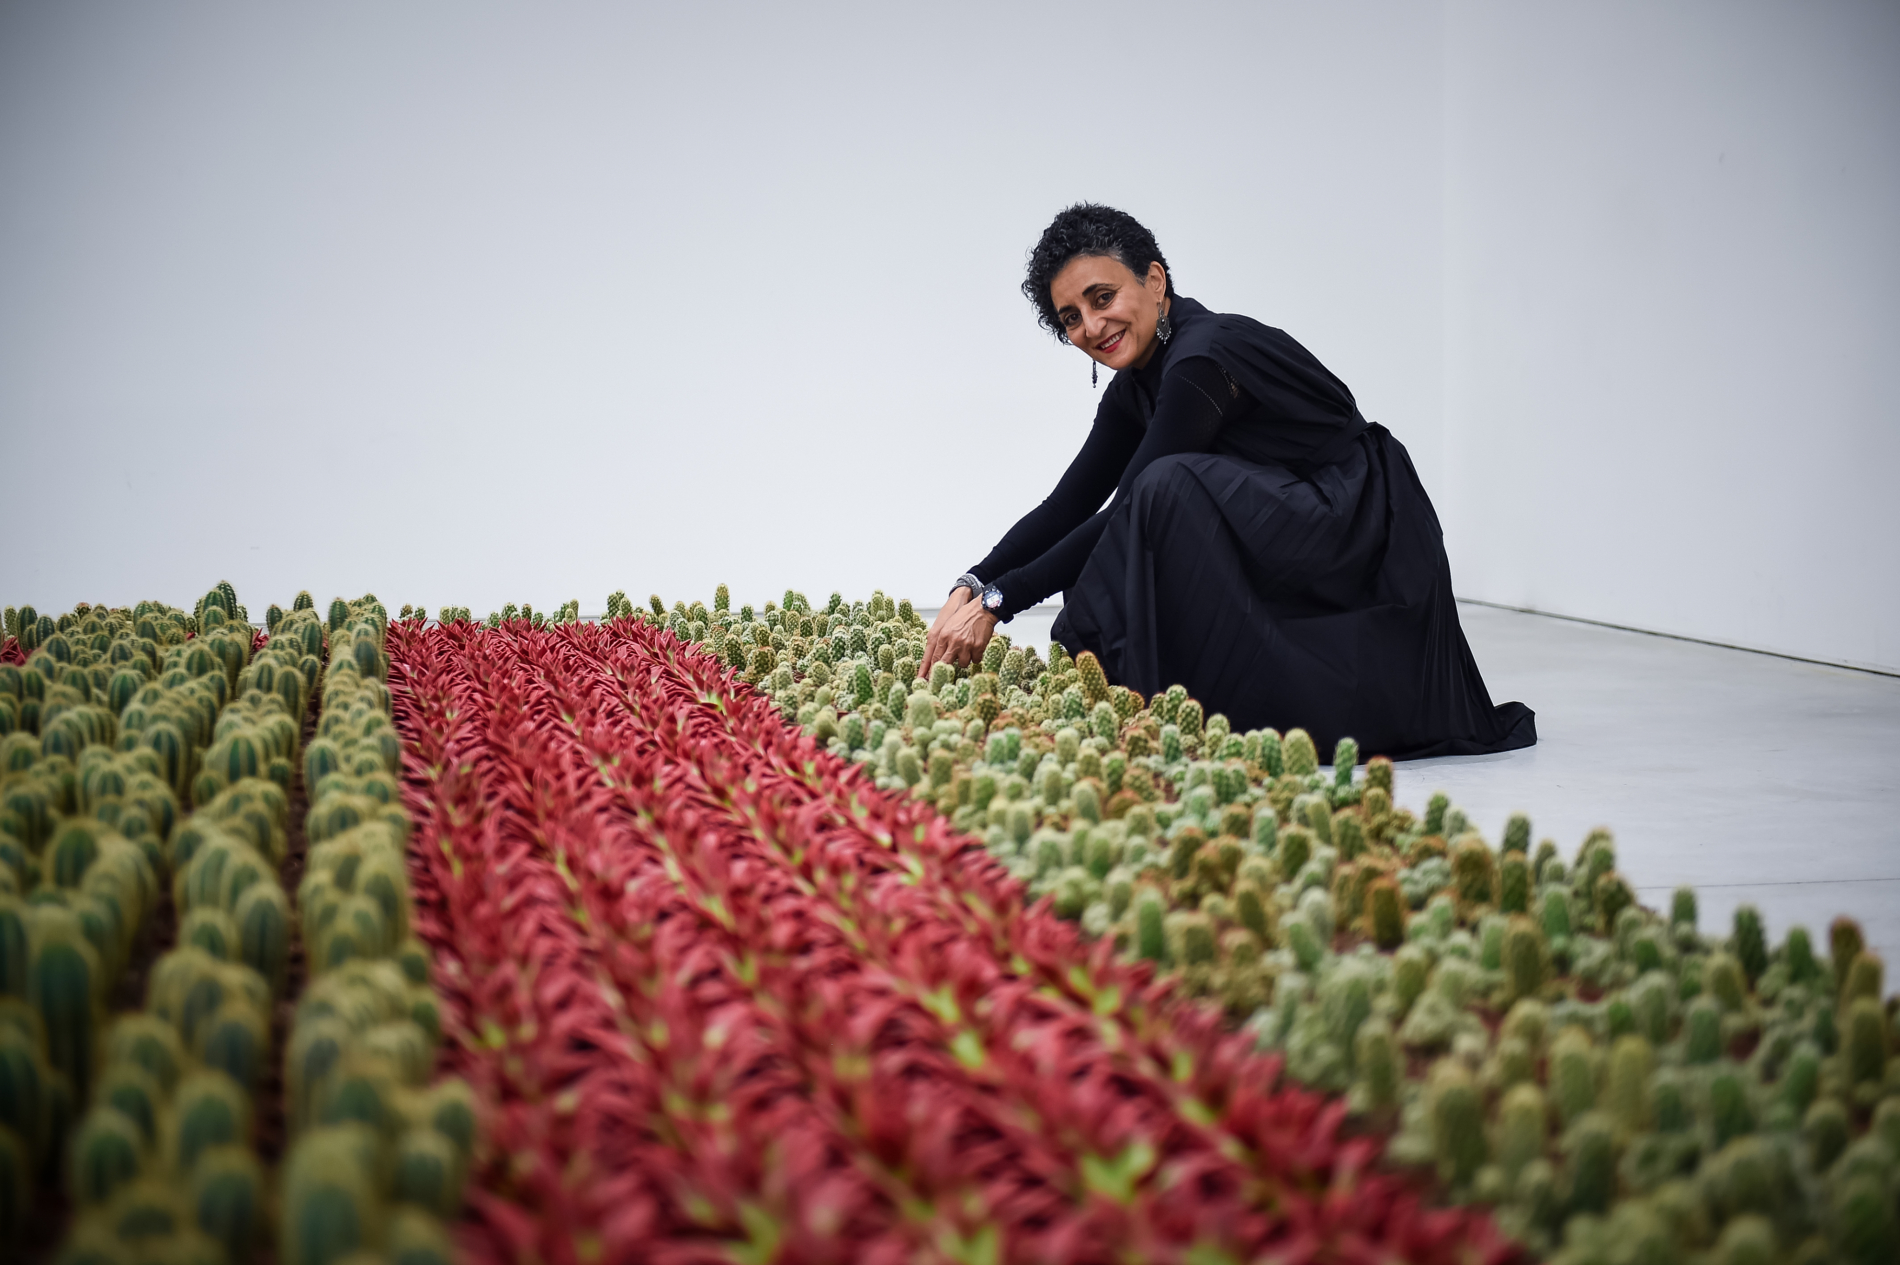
[1096,330,1124,355]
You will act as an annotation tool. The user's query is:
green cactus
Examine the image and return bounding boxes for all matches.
[281,1125,384,1265]
[0,898,28,998]
[1351,1019,1400,1115]
[392,1126,464,1217]
[1278,826,1313,883]
[1497,851,1530,916]
[1282,728,1317,777]
[1829,917,1864,992]
[418,1078,478,1161]
[1563,1110,1616,1215]
[1549,1028,1597,1125]
[1831,1171,1898,1264]
[1426,1060,1486,1187]
[1779,1043,1821,1116]
[69,1104,142,1205]
[1841,952,1882,1004]
[1784,925,1821,985]
[196,1000,269,1091]
[1706,952,1747,1012]
[1843,997,1888,1087]
[179,907,239,961]
[1685,997,1722,1064]
[1730,904,1768,986]
[104,1014,183,1094]
[1133,890,1167,963]
[1593,870,1634,933]
[1367,878,1405,950]
[189,1144,265,1261]
[30,914,100,1103]
[1541,886,1572,943]
[0,1028,52,1163]
[96,1063,163,1148]
[1495,1081,1547,1174]
[233,881,292,997]
[1803,1097,1850,1171]
[1502,916,1549,1004]
[1331,737,1358,785]
[387,1207,457,1265]
[1710,1056,1748,1147]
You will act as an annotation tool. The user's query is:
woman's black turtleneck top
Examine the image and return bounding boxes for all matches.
[966,354,1254,621]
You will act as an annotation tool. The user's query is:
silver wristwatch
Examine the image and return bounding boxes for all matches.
[979,583,1005,614]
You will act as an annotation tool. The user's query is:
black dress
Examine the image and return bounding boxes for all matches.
[967,296,1534,760]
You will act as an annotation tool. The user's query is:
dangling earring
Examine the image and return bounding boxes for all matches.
[1092,360,1098,387]
[1155,304,1173,344]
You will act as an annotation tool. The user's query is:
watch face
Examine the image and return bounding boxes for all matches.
[982,588,1004,612]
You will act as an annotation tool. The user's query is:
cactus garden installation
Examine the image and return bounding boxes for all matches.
[0,585,1894,1264]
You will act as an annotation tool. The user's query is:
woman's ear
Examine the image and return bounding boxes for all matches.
[1148,261,1169,297]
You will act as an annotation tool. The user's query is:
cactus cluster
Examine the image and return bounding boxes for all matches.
[12,585,300,1261]
[281,594,469,1265]
[2,585,466,1260]
[0,598,227,1239]
[615,586,1900,1264]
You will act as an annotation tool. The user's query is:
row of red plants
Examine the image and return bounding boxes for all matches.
[387,617,1521,1265]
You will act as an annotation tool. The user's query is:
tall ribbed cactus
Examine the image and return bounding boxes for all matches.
[30,913,100,1103]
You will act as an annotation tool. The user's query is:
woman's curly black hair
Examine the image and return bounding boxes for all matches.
[1022,203,1175,342]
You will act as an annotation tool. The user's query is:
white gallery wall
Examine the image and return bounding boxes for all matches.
[0,1,1446,621]
[1442,0,1900,673]
[1,1,1895,671]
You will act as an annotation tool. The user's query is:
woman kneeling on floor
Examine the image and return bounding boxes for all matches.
[923,203,1533,760]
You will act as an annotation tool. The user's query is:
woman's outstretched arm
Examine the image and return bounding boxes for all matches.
[979,358,1254,619]
[922,398,1138,674]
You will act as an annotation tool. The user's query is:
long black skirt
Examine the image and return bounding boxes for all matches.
[1050,424,1535,761]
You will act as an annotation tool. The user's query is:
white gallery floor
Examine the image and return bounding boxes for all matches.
[993,601,1900,968]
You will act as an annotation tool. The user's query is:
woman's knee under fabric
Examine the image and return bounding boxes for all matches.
[1126,453,1222,544]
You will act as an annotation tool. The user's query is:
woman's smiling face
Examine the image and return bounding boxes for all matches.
[1050,253,1171,374]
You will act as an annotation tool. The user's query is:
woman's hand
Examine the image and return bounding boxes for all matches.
[922,588,998,677]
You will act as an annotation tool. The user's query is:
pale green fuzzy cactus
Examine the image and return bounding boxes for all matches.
[1490,1084,1546,1185]
[1282,728,1317,777]
[1426,1060,1486,1188]
[1498,852,1530,915]
[1549,1028,1597,1125]
[1352,1019,1400,1115]
[1330,736,1358,785]
[1684,997,1722,1064]
[1706,952,1747,1012]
